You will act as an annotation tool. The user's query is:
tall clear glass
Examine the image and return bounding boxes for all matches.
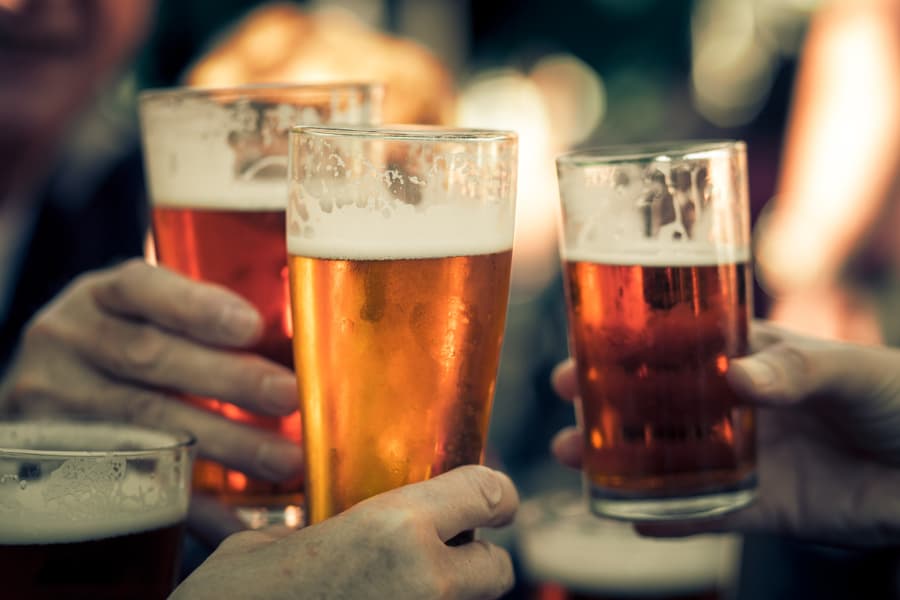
[0,421,195,599]
[556,141,756,521]
[138,83,382,527]
[287,127,517,527]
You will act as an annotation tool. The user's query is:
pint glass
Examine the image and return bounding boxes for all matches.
[0,421,194,600]
[288,127,517,524]
[556,141,756,520]
[139,84,381,526]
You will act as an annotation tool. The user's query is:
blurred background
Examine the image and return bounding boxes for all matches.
[62,0,900,598]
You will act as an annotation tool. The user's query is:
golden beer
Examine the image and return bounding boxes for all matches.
[288,125,517,524]
[290,250,512,523]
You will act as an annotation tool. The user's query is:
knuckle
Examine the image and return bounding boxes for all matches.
[462,465,502,518]
[120,324,168,372]
[217,531,265,552]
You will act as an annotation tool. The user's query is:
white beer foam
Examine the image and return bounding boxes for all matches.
[287,203,513,259]
[0,481,185,545]
[153,180,288,211]
[564,241,750,267]
[518,510,740,595]
[0,423,189,545]
[287,172,515,261]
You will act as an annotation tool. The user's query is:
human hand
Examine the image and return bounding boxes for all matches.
[173,465,518,600]
[0,259,303,542]
[551,321,900,547]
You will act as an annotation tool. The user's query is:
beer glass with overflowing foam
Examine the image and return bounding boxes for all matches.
[139,84,381,527]
[556,141,756,521]
[287,127,517,525]
[0,421,194,599]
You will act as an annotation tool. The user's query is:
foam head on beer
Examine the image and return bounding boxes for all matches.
[0,422,190,543]
[140,84,383,209]
[0,422,194,599]
[518,494,741,597]
[287,126,517,259]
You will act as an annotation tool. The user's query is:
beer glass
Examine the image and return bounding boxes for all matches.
[139,83,382,527]
[517,491,741,599]
[556,141,756,520]
[0,421,194,600]
[288,126,517,525]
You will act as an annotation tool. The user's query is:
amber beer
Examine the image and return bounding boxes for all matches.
[152,194,302,507]
[563,255,755,511]
[290,249,512,524]
[139,84,382,522]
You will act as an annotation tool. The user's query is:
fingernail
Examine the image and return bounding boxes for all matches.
[220,303,261,344]
[262,374,299,414]
[479,467,505,508]
[256,441,304,481]
[735,357,777,388]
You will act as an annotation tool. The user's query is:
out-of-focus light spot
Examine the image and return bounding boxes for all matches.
[457,70,559,297]
[284,505,304,528]
[531,54,606,147]
[227,471,248,492]
[691,0,777,127]
[590,429,604,449]
[716,354,729,374]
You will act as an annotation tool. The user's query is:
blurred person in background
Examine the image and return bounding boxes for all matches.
[759,0,900,344]
[0,0,303,546]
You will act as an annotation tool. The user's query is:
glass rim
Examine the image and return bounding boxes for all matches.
[291,125,517,143]
[0,421,196,458]
[139,81,382,102]
[557,139,745,166]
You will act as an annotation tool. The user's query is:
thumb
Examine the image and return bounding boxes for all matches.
[728,337,900,464]
[727,337,900,407]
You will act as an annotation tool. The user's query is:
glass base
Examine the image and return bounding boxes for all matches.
[235,504,306,530]
[588,482,757,522]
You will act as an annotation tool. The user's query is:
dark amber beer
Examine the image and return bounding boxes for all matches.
[139,84,381,524]
[564,258,755,503]
[288,126,517,524]
[2,522,186,600]
[0,422,194,599]
[556,141,756,520]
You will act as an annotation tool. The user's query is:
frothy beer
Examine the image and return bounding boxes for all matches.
[287,124,517,525]
[564,247,755,509]
[518,494,740,600]
[139,85,381,516]
[0,423,192,600]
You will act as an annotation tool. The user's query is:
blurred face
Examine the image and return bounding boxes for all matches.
[0,0,153,148]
